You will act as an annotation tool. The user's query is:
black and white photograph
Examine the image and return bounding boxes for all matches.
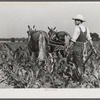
[0,2,100,89]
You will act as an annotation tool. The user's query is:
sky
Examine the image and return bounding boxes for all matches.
[0,2,100,38]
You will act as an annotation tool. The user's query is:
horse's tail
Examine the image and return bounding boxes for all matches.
[38,32,46,61]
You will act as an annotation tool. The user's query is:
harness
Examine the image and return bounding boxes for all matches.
[49,32,70,52]
[49,41,65,52]
[49,37,65,52]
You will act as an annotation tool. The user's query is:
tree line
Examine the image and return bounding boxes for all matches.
[0,37,28,42]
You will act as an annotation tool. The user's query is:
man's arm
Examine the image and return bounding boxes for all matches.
[65,26,79,52]
[87,28,97,54]
[68,27,79,48]
[71,26,80,42]
[89,39,97,54]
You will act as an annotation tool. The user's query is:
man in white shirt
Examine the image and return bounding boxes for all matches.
[69,14,96,83]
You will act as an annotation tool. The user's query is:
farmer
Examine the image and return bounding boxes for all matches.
[68,14,96,83]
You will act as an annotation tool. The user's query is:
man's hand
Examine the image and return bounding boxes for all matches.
[69,41,74,49]
[89,39,97,55]
[65,41,74,53]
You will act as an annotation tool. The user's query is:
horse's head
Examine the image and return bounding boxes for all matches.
[48,27,57,41]
[27,25,36,41]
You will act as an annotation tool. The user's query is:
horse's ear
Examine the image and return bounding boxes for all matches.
[28,25,30,28]
[48,27,51,30]
[53,27,56,30]
[33,25,35,29]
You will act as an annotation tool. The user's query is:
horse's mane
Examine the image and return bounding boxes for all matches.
[57,31,72,39]
[30,30,45,35]
[30,30,48,39]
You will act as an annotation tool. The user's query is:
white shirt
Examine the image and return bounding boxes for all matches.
[71,24,92,42]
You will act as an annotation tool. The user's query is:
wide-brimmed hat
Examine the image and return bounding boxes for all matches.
[72,14,85,22]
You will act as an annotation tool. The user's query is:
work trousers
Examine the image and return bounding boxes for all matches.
[73,42,84,82]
